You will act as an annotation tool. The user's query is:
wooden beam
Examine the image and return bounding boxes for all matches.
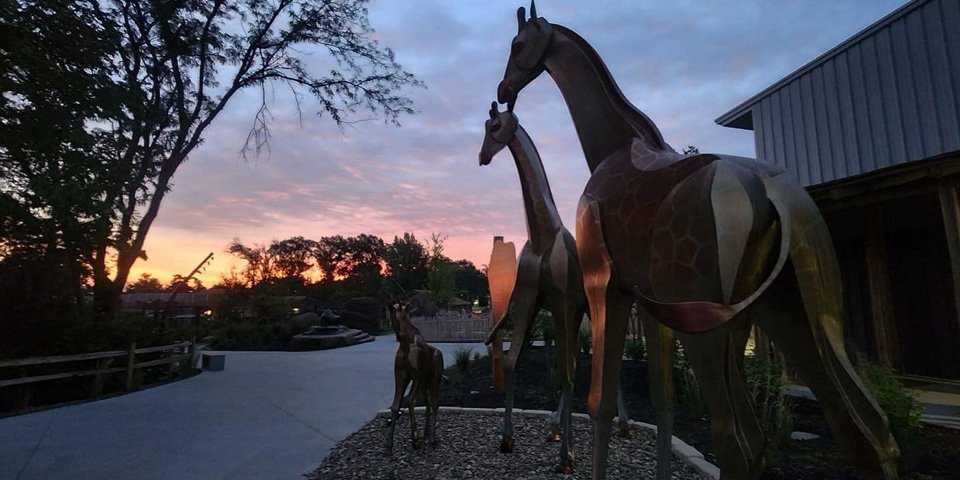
[0,350,128,368]
[0,367,127,388]
[864,205,900,368]
[813,178,936,213]
[938,182,960,339]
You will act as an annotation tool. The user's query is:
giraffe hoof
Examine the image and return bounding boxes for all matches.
[555,462,574,474]
[547,429,563,443]
[500,436,515,453]
[618,425,632,438]
[412,438,423,450]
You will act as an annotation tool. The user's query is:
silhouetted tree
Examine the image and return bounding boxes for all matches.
[126,273,166,293]
[453,260,488,305]
[0,0,120,322]
[1,0,423,320]
[426,233,455,307]
[227,240,276,287]
[168,274,204,292]
[316,234,386,296]
[271,236,320,280]
[383,233,429,293]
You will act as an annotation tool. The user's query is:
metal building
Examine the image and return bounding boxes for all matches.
[718,0,960,380]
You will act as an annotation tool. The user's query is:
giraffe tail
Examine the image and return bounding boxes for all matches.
[484,313,510,345]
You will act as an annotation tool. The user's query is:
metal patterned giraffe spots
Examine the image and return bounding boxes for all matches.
[490,2,901,480]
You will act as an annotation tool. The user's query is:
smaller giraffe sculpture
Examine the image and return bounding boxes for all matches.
[479,102,629,473]
[384,300,444,455]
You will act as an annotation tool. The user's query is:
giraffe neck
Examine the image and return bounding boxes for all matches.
[508,125,563,253]
[544,25,671,173]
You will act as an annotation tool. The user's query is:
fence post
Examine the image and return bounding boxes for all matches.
[90,358,111,398]
[125,342,136,391]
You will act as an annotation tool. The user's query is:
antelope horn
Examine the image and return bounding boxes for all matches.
[530,0,537,20]
[516,6,526,33]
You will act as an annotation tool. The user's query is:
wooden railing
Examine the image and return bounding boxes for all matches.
[0,341,194,393]
[410,314,491,343]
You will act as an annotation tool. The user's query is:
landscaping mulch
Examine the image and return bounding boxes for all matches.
[306,411,708,480]
[440,346,714,459]
[439,345,960,480]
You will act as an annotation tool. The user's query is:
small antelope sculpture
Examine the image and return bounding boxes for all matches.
[384,300,444,454]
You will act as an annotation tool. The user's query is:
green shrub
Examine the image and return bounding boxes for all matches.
[453,346,472,375]
[858,358,923,465]
[624,337,646,361]
[675,341,707,416]
[533,310,556,346]
[579,327,591,354]
[745,354,794,463]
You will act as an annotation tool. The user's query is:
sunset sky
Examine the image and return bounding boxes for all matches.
[131,0,906,286]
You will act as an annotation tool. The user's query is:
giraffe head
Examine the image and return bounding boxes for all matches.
[479,101,519,166]
[497,1,554,110]
[389,299,411,340]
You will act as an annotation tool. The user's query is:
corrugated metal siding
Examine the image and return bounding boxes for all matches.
[749,0,960,186]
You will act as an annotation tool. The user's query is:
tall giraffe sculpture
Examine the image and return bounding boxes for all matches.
[478,102,632,473]
[492,3,900,480]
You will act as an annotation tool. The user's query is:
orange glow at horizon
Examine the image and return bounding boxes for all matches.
[128,226,518,288]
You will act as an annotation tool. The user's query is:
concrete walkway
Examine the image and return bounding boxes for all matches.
[0,339,484,480]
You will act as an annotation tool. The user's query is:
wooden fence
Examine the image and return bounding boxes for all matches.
[410,314,491,343]
[0,341,194,394]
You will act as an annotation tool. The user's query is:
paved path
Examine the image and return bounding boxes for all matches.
[0,339,484,480]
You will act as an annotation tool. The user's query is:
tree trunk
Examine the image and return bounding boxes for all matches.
[93,280,123,321]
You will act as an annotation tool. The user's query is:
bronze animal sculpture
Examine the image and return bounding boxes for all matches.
[479,103,631,473]
[494,3,900,479]
[384,301,444,454]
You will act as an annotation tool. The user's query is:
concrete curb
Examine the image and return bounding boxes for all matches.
[372,408,720,479]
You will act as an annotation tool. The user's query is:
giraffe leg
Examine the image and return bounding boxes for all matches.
[757,177,900,477]
[549,298,584,473]
[642,312,676,480]
[427,351,443,447]
[577,195,633,480]
[499,256,541,454]
[384,368,409,455]
[407,378,421,450]
[585,285,632,480]
[756,262,899,478]
[678,319,767,480]
[616,387,631,438]
[549,391,564,443]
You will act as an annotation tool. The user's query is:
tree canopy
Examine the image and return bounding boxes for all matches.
[226,232,488,307]
[0,0,422,322]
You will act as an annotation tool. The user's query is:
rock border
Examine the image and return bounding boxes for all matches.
[375,406,720,480]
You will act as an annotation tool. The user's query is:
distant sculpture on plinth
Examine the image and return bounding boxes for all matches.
[486,236,516,394]
[384,301,444,454]
[491,2,900,479]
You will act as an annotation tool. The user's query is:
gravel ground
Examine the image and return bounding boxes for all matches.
[307,411,708,479]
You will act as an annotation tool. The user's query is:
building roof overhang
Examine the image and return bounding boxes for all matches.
[715,0,928,129]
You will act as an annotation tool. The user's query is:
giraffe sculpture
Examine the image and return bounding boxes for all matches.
[492,3,900,480]
[478,102,631,473]
[383,300,444,455]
